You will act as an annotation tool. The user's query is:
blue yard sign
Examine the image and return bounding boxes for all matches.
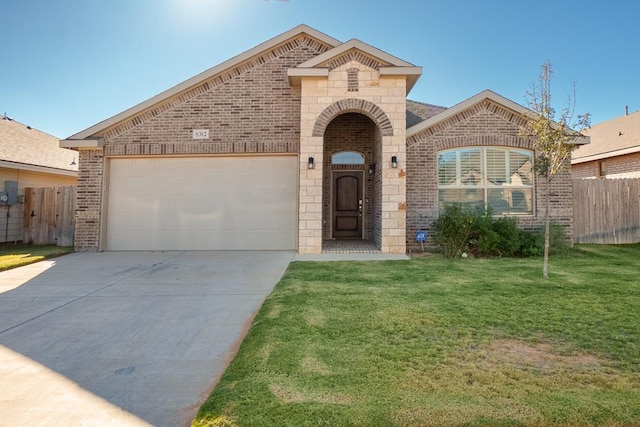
[416,230,428,251]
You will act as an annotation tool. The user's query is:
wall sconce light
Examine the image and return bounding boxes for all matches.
[391,155,398,168]
[307,157,314,169]
[368,163,375,174]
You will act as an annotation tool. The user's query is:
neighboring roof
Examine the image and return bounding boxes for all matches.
[65,24,341,142]
[0,115,78,175]
[406,100,448,128]
[572,109,640,164]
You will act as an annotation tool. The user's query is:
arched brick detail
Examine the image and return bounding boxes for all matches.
[312,99,394,137]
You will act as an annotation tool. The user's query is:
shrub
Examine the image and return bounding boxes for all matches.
[432,205,567,258]
[492,217,523,257]
[432,204,475,258]
[519,229,544,256]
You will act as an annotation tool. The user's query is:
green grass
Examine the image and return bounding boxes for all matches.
[0,243,73,271]
[194,245,640,427]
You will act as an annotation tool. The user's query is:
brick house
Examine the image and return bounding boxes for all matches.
[572,109,640,179]
[0,115,77,242]
[61,25,574,253]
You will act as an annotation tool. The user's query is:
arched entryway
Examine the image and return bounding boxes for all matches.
[321,112,383,250]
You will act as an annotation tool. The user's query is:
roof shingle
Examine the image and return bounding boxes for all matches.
[573,110,640,162]
[0,116,78,172]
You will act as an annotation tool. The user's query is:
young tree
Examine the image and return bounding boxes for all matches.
[522,61,590,279]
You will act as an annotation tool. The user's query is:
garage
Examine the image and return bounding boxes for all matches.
[105,156,298,250]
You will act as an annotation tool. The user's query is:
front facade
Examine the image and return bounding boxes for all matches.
[62,25,572,252]
[572,109,640,179]
[0,116,77,242]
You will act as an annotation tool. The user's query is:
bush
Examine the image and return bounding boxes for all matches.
[432,204,475,258]
[492,217,523,257]
[432,204,569,258]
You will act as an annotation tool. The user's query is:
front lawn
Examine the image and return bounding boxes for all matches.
[0,244,73,272]
[195,245,640,426]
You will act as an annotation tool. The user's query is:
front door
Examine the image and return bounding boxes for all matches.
[332,171,363,239]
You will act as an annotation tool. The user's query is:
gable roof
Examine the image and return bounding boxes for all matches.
[407,89,590,146]
[289,38,422,93]
[406,90,531,137]
[64,24,341,142]
[572,110,640,164]
[0,116,77,175]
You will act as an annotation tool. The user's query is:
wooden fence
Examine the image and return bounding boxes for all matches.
[573,178,640,244]
[22,186,76,246]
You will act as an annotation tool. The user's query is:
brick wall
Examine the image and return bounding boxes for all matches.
[406,100,574,251]
[74,149,104,251]
[572,152,640,179]
[74,35,330,251]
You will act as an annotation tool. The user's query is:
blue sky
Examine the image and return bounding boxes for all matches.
[1,0,638,138]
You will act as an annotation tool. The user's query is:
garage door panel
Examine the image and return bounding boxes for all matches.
[106,156,298,250]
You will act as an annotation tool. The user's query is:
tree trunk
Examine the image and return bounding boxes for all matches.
[543,175,550,279]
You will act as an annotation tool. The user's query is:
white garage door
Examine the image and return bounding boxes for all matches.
[106,156,298,250]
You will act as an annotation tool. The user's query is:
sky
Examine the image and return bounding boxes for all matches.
[1,0,639,138]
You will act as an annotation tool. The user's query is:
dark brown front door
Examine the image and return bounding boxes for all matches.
[332,171,363,239]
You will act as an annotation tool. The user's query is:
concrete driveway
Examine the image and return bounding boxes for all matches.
[0,251,294,427]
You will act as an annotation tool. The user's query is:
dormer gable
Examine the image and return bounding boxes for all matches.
[288,39,422,94]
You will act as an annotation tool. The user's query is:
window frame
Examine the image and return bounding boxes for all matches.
[437,146,535,216]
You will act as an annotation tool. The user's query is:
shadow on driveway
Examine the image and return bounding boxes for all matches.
[0,251,293,427]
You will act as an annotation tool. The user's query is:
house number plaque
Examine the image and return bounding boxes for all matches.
[192,129,209,139]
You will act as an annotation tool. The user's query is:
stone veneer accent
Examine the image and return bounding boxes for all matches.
[406,99,574,252]
[298,60,407,254]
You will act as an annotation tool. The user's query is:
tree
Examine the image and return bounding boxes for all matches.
[522,61,590,279]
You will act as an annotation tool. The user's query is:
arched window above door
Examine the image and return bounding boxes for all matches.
[331,151,364,165]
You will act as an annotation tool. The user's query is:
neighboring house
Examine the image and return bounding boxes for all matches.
[572,109,640,178]
[0,115,78,243]
[61,24,575,253]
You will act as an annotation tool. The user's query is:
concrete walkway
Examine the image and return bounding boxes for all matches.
[0,251,294,427]
[293,253,409,261]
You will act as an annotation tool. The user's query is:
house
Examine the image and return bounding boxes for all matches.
[0,115,78,243]
[61,25,574,253]
[572,108,640,179]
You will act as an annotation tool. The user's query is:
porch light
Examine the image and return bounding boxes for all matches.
[368,163,375,174]
[391,156,398,168]
[307,157,315,169]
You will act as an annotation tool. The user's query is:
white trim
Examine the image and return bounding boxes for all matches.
[60,139,103,149]
[0,160,77,177]
[379,66,422,76]
[68,25,341,140]
[287,68,329,86]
